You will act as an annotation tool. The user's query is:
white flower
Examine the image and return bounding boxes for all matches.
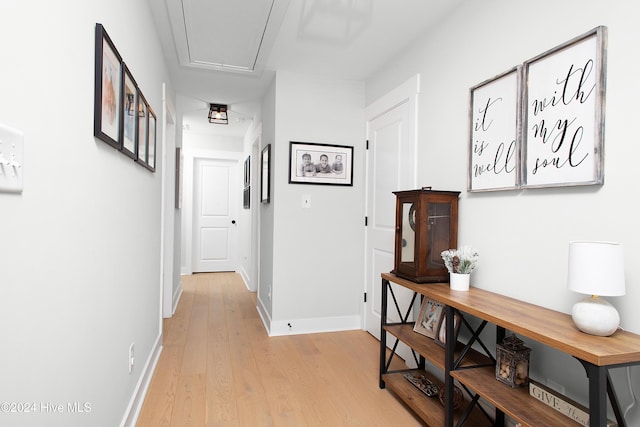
[441,246,479,274]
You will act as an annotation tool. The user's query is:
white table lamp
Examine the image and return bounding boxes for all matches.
[567,241,625,337]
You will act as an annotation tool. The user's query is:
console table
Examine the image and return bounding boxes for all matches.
[379,272,640,426]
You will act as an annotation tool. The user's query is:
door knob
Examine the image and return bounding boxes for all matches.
[232,220,236,224]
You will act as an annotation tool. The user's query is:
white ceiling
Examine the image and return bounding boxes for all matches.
[148,0,464,137]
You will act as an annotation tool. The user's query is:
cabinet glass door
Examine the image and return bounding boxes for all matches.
[400,202,415,263]
[426,202,451,269]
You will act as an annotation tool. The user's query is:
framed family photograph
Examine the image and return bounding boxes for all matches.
[94,23,122,149]
[434,309,461,348]
[413,299,444,339]
[288,141,353,186]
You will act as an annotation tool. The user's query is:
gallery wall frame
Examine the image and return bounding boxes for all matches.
[120,64,138,159]
[243,187,251,209]
[288,141,354,186]
[136,91,149,168]
[94,23,157,173]
[261,144,271,204]
[243,156,251,209]
[244,156,251,187]
[94,23,122,149]
[468,67,521,192]
[146,106,157,172]
[521,26,607,188]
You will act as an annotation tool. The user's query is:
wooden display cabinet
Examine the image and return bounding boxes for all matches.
[392,188,460,283]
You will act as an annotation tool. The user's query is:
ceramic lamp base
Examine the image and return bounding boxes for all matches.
[571,295,620,337]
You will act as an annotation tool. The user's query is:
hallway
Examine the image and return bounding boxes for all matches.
[136,273,423,426]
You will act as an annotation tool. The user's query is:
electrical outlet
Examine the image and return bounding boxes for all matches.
[128,343,135,374]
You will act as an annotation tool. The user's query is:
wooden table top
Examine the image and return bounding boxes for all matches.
[382,273,640,366]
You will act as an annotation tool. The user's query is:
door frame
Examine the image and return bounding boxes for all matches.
[160,84,177,318]
[181,149,244,275]
[363,74,420,334]
[249,128,262,292]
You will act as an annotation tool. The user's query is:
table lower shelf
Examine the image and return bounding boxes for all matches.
[382,369,493,426]
[451,366,582,426]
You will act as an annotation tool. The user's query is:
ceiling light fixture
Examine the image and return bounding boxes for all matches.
[208,103,228,125]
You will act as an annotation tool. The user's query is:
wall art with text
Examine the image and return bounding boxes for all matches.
[467,26,606,191]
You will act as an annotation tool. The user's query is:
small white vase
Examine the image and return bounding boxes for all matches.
[450,273,470,291]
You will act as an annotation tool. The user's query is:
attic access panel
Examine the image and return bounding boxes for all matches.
[167,0,288,74]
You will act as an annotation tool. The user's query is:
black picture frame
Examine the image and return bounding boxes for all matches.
[244,156,251,187]
[243,187,251,209]
[243,156,251,209]
[146,106,156,172]
[261,144,271,203]
[288,141,353,186]
[136,91,149,168]
[120,63,138,159]
[94,23,122,149]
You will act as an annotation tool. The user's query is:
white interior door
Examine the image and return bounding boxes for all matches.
[364,76,419,349]
[192,157,238,272]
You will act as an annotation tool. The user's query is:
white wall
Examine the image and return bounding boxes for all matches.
[0,1,172,426]
[257,80,277,326]
[238,119,262,291]
[367,0,640,420]
[265,71,366,335]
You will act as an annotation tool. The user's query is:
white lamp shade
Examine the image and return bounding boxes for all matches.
[567,241,625,296]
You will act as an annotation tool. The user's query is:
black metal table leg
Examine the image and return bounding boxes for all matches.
[379,278,388,389]
[586,363,608,427]
[444,305,454,427]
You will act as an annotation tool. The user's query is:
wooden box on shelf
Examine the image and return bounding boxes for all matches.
[496,334,531,388]
[391,187,460,283]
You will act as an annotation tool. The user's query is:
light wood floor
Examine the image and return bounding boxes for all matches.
[136,272,424,426]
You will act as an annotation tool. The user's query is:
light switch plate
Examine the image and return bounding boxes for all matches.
[0,123,24,193]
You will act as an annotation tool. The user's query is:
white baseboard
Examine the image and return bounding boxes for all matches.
[255,295,362,337]
[119,334,163,427]
[238,266,252,291]
[256,297,272,335]
[269,315,361,336]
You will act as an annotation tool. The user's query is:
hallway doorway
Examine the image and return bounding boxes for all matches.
[181,150,244,275]
[192,157,239,272]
